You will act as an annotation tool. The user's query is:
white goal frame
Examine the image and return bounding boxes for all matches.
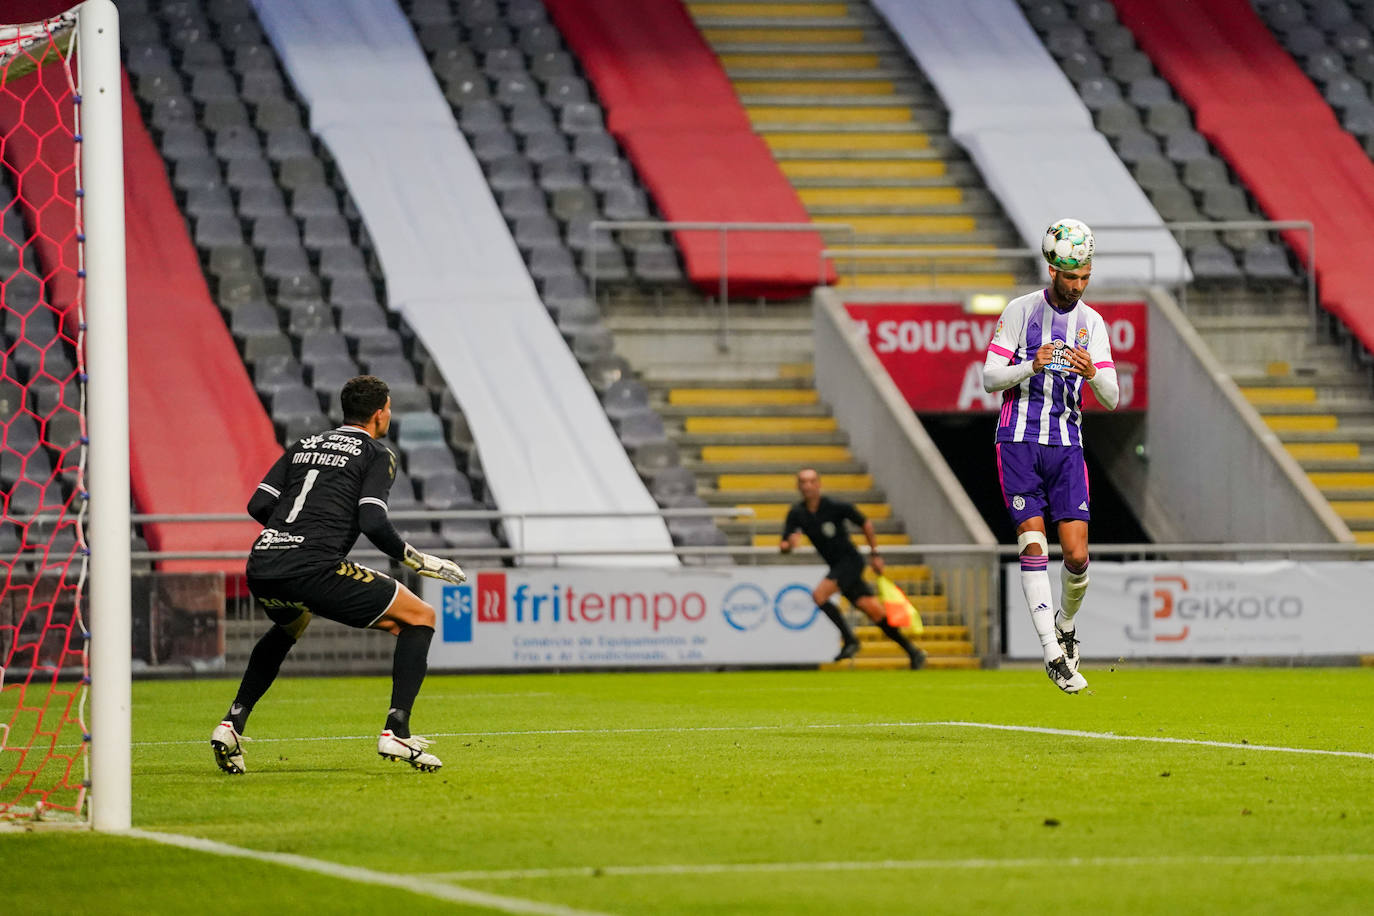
[78,0,130,833]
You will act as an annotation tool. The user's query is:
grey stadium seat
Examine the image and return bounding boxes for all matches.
[616,410,668,450]
[601,379,649,420]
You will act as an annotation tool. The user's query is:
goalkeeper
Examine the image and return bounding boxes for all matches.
[212,375,465,775]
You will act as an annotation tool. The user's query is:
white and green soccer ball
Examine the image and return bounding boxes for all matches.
[1041,218,1094,270]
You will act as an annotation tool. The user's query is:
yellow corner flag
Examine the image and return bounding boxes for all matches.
[875,575,923,633]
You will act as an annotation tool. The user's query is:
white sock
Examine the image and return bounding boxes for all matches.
[1058,560,1090,631]
[1020,556,1059,663]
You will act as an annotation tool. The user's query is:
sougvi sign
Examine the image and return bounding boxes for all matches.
[423,566,833,668]
[1005,561,1374,658]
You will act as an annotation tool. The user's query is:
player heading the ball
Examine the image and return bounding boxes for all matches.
[982,219,1119,695]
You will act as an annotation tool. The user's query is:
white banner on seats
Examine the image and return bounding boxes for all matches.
[1005,561,1374,658]
[872,0,1190,285]
[249,0,676,564]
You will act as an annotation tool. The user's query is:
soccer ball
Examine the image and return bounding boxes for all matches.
[1042,218,1094,270]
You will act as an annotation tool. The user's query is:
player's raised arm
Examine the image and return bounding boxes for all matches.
[247,451,290,525]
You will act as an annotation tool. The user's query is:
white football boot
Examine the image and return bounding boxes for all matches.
[211,721,246,774]
[377,730,443,772]
[1046,656,1088,694]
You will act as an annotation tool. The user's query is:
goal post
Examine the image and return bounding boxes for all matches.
[79,0,130,834]
[0,0,126,830]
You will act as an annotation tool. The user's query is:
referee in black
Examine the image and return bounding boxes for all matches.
[211,376,466,774]
[780,468,925,668]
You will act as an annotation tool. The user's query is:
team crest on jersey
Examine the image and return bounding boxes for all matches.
[1076,327,1089,348]
[1012,496,1026,511]
[822,521,837,538]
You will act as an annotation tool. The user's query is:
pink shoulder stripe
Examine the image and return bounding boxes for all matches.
[1094,360,1115,369]
[988,343,1013,358]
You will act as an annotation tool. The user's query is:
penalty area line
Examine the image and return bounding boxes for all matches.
[122,829,612,916]
[420,853,1374,882]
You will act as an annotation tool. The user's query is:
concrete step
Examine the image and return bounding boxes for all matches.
[700,487,886,504]
[693,444,851,462]
[680,416,839,434]
[675,430,851,447]
[694,18,882,30]
[747,531,910,547]
[700,27,880,44]
[691,459,869,475]
[740,93,936,108]
[1295,458,1374,473]
[661,404,833,418]
[647,376,818,391]
[714,42,899,55]
[1277,426,1374,444]
[727,67,921,81]
[735,77,924,96]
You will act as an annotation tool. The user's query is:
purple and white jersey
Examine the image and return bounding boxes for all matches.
[985,289,1115,446]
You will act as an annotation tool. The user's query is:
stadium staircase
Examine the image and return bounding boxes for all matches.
[609,302,979,669]
[1190,288,1374,543]
[685,0,1034,290]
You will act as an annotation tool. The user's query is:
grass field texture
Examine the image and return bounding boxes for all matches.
[4,666,1373,914]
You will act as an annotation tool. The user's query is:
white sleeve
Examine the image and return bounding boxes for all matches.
[983,352,1036,392]
[982,304,1033,393]
[1086,311,1119,410]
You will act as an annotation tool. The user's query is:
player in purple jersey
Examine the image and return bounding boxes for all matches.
[982,219,1119,694]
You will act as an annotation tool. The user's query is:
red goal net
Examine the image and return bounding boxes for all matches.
[0,7,90,824]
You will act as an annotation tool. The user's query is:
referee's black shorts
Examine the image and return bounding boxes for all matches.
[826,554,874,606]
[247,561,400,630]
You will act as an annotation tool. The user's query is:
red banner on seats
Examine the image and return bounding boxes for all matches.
[844,302,1148,413]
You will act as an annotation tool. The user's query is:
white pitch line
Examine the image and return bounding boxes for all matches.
[123,829,611,916]
[421,853,1374,883]
[939,721,1374,760]
[125,720,1374,760]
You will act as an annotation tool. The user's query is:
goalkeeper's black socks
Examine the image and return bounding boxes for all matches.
[818,601,859,647]
[226,625,297,732]
[386,625,434,738]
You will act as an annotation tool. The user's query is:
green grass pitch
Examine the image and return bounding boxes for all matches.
[4,666,1373,914]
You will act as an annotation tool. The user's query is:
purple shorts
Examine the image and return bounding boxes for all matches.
[996,441,1090,525]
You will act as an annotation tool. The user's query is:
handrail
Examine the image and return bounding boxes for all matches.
[122,541,1374,562]
[1089,220,1316,329]
[818,246,1160,287]
[127,508,755,524]
[587,219,854,351]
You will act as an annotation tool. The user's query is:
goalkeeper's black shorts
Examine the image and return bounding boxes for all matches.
[248,561,400,629]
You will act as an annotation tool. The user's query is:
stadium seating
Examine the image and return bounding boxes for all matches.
[395,0,728,556]
[1113,0,1374,353]
[1254,0,1374,158]
[870,0,1189,285]
[543,0,830,298]
[249,0,677,564]
[1014,0,1298,286]
[117,0,502,557]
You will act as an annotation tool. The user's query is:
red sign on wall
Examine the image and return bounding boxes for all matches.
[844,302,1148,412]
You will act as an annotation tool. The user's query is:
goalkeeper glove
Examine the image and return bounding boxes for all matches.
[402,544,467,584]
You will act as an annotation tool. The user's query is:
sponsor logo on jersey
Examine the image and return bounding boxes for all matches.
[821,521,837,538]
[253,528,306,549]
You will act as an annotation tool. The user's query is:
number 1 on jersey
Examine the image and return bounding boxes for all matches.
[284,468,320,524]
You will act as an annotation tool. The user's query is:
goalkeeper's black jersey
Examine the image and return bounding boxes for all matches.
[246,426,398,578]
